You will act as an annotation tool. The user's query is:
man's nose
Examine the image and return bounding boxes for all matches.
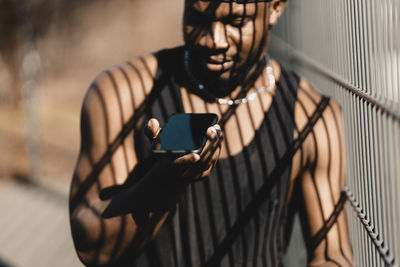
[201,22,229,50]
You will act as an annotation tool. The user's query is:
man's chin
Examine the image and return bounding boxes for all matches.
[190,61,244,95]
[202,74,241,97]
[201,65,239,82]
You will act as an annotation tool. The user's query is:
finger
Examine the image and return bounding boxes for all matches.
[145,118,161,142]
[207,124,223,161]
[173,153,201,180]
[173,153,201,168]
[214,124,223,140]
[182,141,221,181]
[200,145,221,178]
[200,142,220,176]
[184,144,220,181]
[206,125,219,141]
[201,141,218,165]
[197,127,222,173]
[201,126,222,160]
[178,126,223,181]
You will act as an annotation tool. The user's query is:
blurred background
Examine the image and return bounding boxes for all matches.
[0,0,182,266]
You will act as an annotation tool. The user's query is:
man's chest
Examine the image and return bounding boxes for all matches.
[179,86,275,158]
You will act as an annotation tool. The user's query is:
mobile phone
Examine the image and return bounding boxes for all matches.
[152,113,218,157]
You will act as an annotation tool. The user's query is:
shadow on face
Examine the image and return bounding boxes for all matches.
[182,0,286,95]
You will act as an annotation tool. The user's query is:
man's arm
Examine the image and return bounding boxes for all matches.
[290,78,353,266]
[300,97,354,266]
[69,56,169,265]
[69,55,222,266]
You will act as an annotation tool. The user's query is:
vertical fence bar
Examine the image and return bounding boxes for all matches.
[371,104,379,266]
[394,120,400,267]
[17,0,42,181]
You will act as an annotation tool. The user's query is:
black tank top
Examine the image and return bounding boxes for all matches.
[132,47,300,267]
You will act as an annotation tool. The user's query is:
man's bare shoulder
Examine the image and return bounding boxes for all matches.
[294,77,342,127]
[293,77,344,164]
[79,53,158,149]
[84,53,158,112]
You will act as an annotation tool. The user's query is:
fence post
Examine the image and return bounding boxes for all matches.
[17,0,42,181]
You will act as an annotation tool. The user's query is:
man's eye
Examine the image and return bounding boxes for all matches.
[226,17,248,28]
[231,19,245,27]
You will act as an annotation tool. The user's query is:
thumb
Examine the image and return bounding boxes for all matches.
[145,118,161,142]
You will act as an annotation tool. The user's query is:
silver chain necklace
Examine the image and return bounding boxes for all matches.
[184,50,275,105]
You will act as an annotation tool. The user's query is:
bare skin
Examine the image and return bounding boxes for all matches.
[70,1,353,266]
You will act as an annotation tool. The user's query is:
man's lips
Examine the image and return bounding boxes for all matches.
[189,49,238,73]
[204,59,234,72]
[205,61,232,72]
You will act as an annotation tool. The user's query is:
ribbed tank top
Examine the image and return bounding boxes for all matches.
[132,47,300,267]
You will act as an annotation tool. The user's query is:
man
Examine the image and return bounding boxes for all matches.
[69,0,354,266]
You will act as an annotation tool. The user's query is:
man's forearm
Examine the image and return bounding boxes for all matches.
[70,161,190,266]
[102,161,189,219]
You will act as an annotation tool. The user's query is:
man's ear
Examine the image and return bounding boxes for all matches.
[269,0,287,25]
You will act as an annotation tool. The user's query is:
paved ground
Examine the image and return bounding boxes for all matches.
[0,178,82,267]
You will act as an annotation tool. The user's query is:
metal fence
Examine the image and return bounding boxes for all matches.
[270,1,400,266]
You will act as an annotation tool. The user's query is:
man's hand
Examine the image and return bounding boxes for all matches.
[146,118,223,183]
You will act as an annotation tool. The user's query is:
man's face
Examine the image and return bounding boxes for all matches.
[183,1,275,89]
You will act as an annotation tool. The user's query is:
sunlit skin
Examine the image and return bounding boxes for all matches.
[69,0,354,266]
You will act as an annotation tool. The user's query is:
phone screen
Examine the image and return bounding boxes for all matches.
[153,113,218,156]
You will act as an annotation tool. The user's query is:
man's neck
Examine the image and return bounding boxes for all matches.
[219,57,269,101]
